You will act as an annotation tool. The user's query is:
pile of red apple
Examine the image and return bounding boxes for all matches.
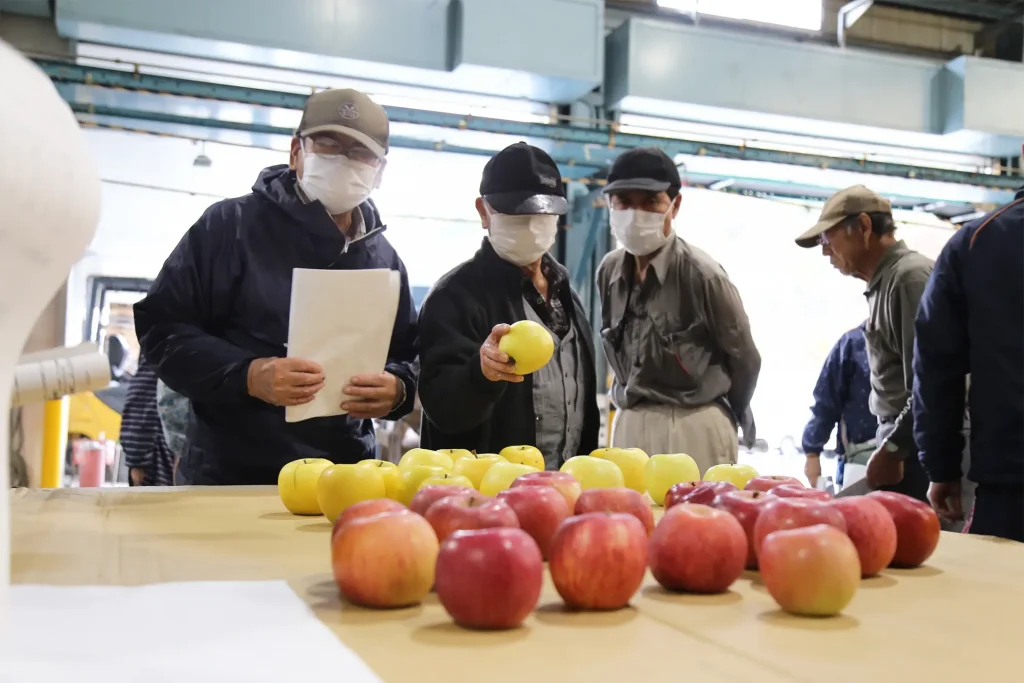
[330,469,942,629]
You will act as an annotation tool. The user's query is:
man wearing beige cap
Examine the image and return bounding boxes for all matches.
[135,89,418,485]
[795,185,932,502]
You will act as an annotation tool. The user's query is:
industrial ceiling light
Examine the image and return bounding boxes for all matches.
[657,0,824,32]
[193,140,212,168]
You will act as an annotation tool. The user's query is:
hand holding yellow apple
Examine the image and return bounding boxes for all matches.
[498,320,555,375]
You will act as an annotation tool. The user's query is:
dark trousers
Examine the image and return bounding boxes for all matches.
[965,485,1024,542]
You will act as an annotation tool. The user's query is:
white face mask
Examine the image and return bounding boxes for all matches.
[487,213,559,266]
[609,208,673,256]
[298,151,378,215]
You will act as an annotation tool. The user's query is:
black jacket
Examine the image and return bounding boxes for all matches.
[134,165,418,485]
[913,190,1024,486]
[417,240,599,461]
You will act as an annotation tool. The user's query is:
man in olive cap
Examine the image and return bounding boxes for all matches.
[795,185,932,501]
[135,89,418,485]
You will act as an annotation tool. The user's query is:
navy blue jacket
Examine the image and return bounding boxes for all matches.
[801,324,876,456]
[134,165,418,485]
[913,191,1024,486]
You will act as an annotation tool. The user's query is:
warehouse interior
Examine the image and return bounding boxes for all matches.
[4,0,1024,679]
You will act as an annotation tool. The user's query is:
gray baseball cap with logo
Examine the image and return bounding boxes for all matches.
[296,88,390,158]
[795,185,893,248]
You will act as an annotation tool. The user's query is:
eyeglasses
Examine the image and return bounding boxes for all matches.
[302,135,383,167]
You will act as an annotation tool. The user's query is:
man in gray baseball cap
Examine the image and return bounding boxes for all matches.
[135,88,418,485]
[795,184,932,502]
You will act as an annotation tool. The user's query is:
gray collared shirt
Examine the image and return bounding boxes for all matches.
[863,240,933,420]
[596,235,761,442]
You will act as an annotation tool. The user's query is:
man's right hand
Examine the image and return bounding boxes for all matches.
[247,357,325,406]
[804,453,822,488]
[479,324,523,383]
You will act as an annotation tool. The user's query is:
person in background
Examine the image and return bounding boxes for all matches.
[597,148,760,474]
[417,142,599,468]
[134,88,417,485]
[156,379,189,481]
[794,185,931,502]
[121,357,176,486]
[801,322,875,488]
[913,188,1023,541]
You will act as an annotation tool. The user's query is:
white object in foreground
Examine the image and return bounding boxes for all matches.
[0,40,102,644]
[286,268,401,422]
[9,581,382,683]
[12,342,112,407]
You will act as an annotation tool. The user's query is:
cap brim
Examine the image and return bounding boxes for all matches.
[299,125,387,158]
[602,178,672,194]
[795,217,843,248]
[485,191,568,216]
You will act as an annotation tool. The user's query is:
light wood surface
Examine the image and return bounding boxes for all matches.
[11,486,1023,682]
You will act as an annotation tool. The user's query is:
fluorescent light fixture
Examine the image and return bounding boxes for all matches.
[657,0,824,32]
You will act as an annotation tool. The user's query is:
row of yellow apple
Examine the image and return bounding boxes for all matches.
[279,445,763,523]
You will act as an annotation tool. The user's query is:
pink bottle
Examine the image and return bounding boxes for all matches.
[77,440,106,487]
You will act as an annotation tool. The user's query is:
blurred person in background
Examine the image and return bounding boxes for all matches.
[121,357,176,486]
[597,148,760,474]
[913,188,1023,541]
[801,322,875,488]
[156,379,189,482]
[417,142,599,469]
[134,88,417,485]
[795,185,931,502]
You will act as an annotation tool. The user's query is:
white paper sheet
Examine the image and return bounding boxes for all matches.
[0,42,103,647]
[11,342,111,407]
[286,268,401,422]
[8,581,383,683]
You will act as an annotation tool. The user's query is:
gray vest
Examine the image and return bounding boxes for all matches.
[524,297,585,470]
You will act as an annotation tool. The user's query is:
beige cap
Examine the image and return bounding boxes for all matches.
[296,88,389,158]
[795,185,892,248]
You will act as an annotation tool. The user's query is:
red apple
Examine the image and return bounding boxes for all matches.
[745,475,803,493]
[574,487,655,535]
[753,498,847,555]
[759,524,861,616]
[549,513,647,610]
[769,484,832,501]
[435,528,543,630]
[496,487,571,559]
[867,491,941,568]
[331,510,438,608]
[832,497,898,577]
[424,492,519,542]
[410,485,468,517]
[511,471,582,510]
[664,481,737,509]
[332,498,407,541]
[648,503,747,593]
[711,490,773,569]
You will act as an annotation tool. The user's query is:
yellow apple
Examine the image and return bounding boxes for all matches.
[356,459,401,500]
[645,453,701,505]
[703,463,756,489]
[559,456,625,490]
[316,464,386,523]
[451,455,507,490]
[420,473,474,491]
[278,458,333,515]
[498,320,555,375]
[590,447,649,493]
[398,448,453,471]
[437,448,476,463]
[479,462,540,497]
[499,445,545,471]
[396,465,449,505]
[735,463,759,486]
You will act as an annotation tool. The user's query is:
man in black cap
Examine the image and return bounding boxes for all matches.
[417,142,599,467]
[597,148,760,474]
[134,88,418,485]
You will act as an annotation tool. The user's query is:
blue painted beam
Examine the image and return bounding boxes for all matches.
[43,59,1022,191]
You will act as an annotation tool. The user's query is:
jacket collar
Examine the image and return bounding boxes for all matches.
[609,235,679,285]
[476,239,570,292]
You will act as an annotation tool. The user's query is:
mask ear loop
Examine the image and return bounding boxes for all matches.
[373,157,387,189]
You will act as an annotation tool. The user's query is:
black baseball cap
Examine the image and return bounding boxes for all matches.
[603,147,681,195]
[480,142,568,216]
